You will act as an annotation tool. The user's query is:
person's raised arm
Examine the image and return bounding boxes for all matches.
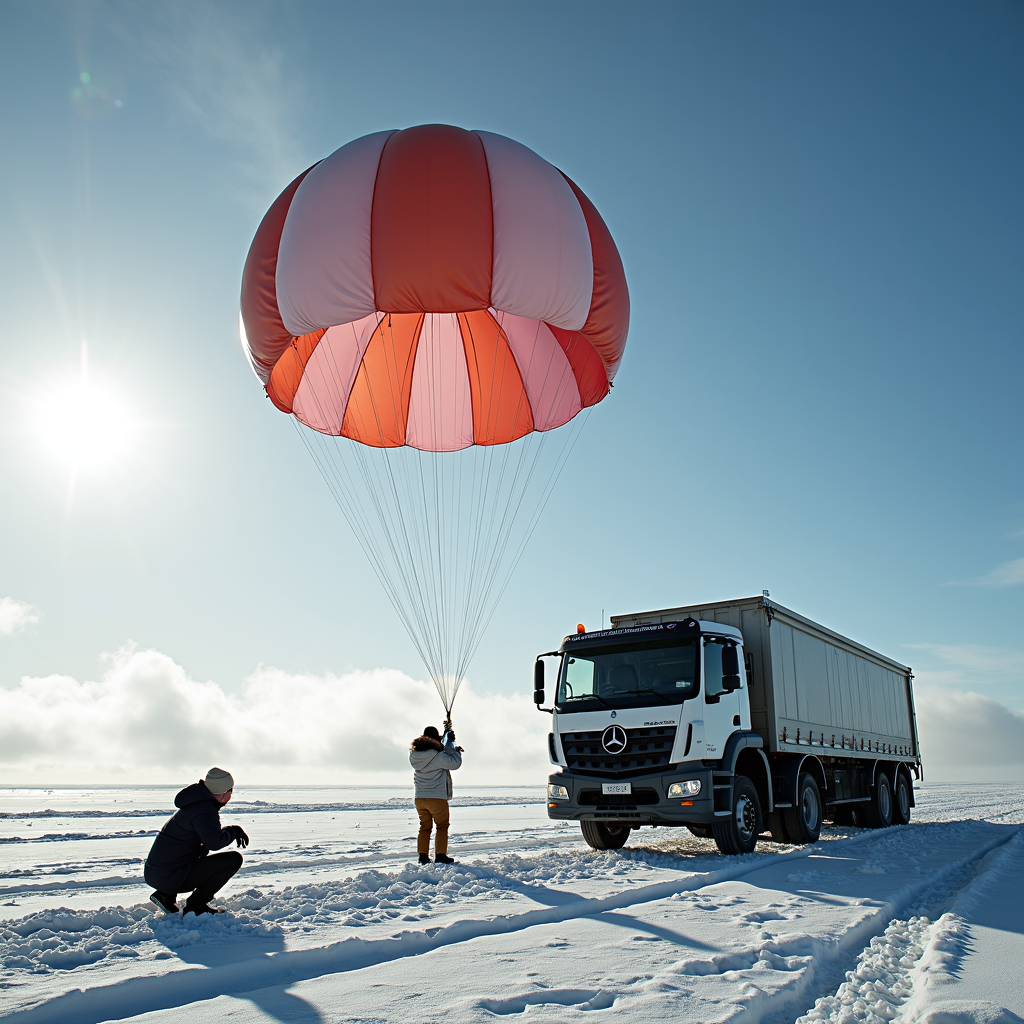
[439,733,463,769]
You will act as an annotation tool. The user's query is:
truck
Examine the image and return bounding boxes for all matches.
[534,595,922,856]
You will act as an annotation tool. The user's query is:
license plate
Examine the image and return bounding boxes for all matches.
[602,783,632,795]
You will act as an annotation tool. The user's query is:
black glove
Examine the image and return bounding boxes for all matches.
[228,825,249,849]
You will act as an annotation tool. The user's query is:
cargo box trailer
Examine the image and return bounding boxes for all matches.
[534,595,922,856]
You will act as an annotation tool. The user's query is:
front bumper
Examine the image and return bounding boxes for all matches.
[546,766,718,825]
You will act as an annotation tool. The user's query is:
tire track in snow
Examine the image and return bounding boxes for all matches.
[579,826,1018,1024]
[780,824,1024,1024]
[798,824,1024,1024]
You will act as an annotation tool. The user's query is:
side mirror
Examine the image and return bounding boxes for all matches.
[722,645,741,691]
[533,660,545,706]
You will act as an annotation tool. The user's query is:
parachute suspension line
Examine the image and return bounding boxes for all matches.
[453,406,591,687]
[292,314,595,718]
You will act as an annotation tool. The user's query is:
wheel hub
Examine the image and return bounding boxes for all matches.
[735,794,755,840]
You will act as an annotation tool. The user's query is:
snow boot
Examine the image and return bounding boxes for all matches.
[150,891,178,914]
[418,853,430,865]
[435,854,455,865]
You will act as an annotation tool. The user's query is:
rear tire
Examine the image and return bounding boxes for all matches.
[893,771,912,825]
[580,820,630,850]
[712,776,762,856]
[863,772,894,828]
[782,773,822,845]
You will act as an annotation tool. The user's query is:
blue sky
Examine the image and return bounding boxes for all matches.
[0,1,1021,781]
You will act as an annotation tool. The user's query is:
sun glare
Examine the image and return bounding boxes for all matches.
[35,379,138,472]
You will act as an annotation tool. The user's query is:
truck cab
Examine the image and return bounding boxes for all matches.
[537,618,770,856]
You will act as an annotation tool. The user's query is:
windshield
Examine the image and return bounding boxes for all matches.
[556,638,698,711]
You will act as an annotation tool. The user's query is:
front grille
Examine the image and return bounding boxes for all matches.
[578,787,660,806]
[561,727,677,776]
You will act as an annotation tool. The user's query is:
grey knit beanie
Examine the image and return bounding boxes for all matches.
[204,767,234,795]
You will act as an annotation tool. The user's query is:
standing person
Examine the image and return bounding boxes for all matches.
[144,767,250,917]
[410,724,463,864]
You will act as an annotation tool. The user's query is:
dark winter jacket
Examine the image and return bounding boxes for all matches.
[143,782,237,892]
[410,735,463,800]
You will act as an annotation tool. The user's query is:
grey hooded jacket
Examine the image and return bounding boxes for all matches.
[409,735,463,799]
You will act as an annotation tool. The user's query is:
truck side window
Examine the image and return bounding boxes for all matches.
[561,657,595,700]
[704,641,725,701]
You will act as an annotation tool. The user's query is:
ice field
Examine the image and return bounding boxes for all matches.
[1,782,1021,1023]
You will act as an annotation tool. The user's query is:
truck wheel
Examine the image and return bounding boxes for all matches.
[863,772,894,828]
[782,773,822,844]
[686,824,713,839]
[580,821,630,850]
[712,776,762,856]
[893,771,912,825]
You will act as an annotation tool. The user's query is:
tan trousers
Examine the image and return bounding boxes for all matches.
[415,798,450,857]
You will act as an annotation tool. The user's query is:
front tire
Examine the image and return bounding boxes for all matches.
[712,776,762,856]
[783,773,822,844]
[580,820,630,850]
[893,771,912,825]
[863,771,894,828]
[686,823,713,839]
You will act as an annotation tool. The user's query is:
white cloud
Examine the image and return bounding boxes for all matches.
[0,597,40,637]
[905,642,1024,697]
[891,643,1024,779]
[915,686,1024,771]
[0,647,551,785]
[946,555,1024,588]
[976,556,1024,588]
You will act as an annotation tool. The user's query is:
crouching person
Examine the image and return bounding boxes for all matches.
[410,725,463,865]
[145,767,249,917]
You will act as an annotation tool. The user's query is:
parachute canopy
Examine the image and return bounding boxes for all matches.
[239,125,629,715]
[240,124,628,451]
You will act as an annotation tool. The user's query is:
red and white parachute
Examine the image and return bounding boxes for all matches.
[240,124,629,714]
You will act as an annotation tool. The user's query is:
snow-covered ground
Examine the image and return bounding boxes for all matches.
[0,783,1020,1023]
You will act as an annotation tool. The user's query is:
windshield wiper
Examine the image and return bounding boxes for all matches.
[629,689,679,705]
[561,693,614,710]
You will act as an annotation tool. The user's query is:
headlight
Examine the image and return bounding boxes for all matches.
[668,780,702,797]
[547,784,569,800]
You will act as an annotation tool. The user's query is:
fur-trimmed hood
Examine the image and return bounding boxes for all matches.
[411,735,444,752]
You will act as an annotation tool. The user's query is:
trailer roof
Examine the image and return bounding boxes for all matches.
[611,596,912,675]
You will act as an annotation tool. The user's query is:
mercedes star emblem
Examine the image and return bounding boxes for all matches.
[601,725,627,754]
